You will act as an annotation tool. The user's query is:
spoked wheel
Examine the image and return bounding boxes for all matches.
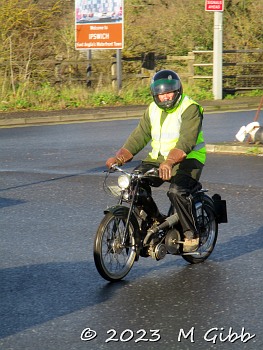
[94,212,138,282]
[182,200,218,264]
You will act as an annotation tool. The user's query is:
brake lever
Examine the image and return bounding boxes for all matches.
[144,168,160,177]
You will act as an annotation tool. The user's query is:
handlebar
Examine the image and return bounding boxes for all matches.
[109,164,160,179]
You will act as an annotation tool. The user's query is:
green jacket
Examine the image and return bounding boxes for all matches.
[123,95,206,170]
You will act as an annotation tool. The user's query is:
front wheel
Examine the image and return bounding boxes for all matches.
[94,212,138,281]
[182,201,218,264]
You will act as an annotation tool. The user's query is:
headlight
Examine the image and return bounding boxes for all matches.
[118,174,131,189]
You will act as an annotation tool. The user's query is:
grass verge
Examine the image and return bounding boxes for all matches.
[0,83,262,112]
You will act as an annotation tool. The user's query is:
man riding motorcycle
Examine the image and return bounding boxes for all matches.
[106,69,206,252]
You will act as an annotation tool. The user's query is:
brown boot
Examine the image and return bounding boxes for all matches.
[183,237,199,252]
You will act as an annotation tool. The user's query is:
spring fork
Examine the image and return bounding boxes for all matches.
[121,180,139,246]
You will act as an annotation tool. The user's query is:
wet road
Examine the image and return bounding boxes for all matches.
[0,110,262,350]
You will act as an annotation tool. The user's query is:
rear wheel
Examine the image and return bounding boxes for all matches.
[182,199,218,264]
[94,212,137,281]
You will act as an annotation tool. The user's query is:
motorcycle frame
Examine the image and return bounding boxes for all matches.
[103,166,224,256]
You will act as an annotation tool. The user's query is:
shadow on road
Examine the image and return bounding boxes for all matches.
[0,261,127,339]
[211,225,263,262]
[1,223,262,340]
[0,257,203,340]
[0,197,26,208]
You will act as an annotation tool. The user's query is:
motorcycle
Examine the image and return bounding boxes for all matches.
[93,164,227,282]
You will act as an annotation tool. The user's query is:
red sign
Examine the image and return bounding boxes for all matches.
[75,1,123,50]
[205,0,224,11]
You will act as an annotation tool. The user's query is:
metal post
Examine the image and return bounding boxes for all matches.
[213,11,223,100]
[87,50,92,87]
[116,49,122,91]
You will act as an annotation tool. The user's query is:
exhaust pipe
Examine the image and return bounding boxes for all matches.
[143,213,179,246]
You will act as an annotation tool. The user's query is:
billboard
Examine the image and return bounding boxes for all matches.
[75,0,123,50]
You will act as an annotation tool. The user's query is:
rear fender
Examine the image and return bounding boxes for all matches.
[194,192,227,224]
[193,192,217,220]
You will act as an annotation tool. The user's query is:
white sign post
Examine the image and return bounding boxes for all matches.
[213,11,223,100]
[205,0,224,100]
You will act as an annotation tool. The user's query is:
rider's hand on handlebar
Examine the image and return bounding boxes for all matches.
[106,148,133,169]
[159,160,173,180]
[159,148,187,180]
[106,157,118,169]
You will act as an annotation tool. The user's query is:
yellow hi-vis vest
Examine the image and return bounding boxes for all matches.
[148,95,206,164]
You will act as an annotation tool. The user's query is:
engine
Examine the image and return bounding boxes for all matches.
[147,228,181,260]
[165,228,181,254]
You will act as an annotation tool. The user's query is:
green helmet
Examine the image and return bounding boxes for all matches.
[150,69,183,111]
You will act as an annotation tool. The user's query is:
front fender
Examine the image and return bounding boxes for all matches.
[104,205,141,259]
[104,205,130,217]
[104,205,139,234]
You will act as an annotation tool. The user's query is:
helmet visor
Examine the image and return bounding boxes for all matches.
[151,78,181,96]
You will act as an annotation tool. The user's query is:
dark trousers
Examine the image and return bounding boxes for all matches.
[134,160,203,237]
[168,172,202,237]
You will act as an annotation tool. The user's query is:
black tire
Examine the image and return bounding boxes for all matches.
[94,212,138,281]
[182,200,218,264]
